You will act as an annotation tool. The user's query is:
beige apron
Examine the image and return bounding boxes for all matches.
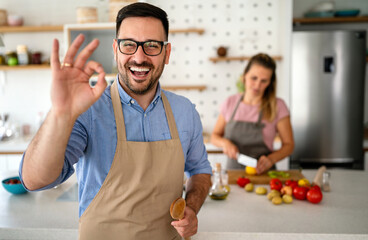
[79,80,184,240]
[224,94,271,169]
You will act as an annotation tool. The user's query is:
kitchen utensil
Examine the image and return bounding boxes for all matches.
[227,169,305,185]
[312,165,326,186]
[237,154,257,168]
[170,197,191,240]
[2,176,27,194]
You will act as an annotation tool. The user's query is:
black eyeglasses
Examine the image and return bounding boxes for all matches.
[116,39,168,56]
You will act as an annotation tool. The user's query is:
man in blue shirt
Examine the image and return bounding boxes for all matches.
[20,3,212,239]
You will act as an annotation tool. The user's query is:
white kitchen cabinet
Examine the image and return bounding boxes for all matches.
[0,154,22,174]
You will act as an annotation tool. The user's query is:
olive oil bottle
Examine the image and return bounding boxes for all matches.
[209,163,229,200]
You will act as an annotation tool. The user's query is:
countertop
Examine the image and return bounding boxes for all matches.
[0,170,367,240]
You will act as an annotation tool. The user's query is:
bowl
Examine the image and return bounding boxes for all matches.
[334,9,360,17]
[7,15,24,26]
[2,176,27,194]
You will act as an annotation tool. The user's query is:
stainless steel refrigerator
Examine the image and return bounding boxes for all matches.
[290,30,366,169]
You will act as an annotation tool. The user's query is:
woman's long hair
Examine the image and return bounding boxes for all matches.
[243,53,277,122]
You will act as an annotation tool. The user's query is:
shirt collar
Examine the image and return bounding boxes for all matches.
[116,75,162,106]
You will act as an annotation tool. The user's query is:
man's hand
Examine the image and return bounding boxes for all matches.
[50,34,107,121]
[22,34,107,190]
[171,206,197,238]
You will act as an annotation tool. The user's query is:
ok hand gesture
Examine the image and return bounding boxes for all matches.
[50,34,107,121]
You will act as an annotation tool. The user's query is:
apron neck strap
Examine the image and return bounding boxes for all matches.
[257,110,263,124]
[229,94,244,121]
[111,80,127,141]
[161,92,179,139]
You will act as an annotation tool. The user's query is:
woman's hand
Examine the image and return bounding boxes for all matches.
[222,139,239,160]
[50,34,107,121]
[256,155,273,174]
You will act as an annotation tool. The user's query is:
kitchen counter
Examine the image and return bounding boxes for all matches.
[0,170,367,239]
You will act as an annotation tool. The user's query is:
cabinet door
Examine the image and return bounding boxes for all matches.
[0,154,23,173]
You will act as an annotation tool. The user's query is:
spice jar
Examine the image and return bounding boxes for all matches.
[31,52,42,64]
[16,45,29,65]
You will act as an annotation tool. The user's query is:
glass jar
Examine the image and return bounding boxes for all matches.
[16,45,29,65]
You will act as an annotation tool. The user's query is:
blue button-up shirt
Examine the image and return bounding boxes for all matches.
[19,79,212,217]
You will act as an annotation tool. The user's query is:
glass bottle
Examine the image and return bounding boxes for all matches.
[322,171,331,192]
[209,163,229,200]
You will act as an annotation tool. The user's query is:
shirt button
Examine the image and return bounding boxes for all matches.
[144,113,147,117]
[131,100,135,104]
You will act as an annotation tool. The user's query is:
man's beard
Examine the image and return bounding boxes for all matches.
[117,55,166,95]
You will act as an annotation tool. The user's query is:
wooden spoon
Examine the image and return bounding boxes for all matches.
[170,197,191,240]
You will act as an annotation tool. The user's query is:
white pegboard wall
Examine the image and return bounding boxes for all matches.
[150,0,283,133]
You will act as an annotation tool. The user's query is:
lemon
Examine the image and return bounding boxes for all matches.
[298,178,310,187]
[245,166,257,175]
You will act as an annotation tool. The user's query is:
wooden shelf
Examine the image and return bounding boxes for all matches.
[0,25,63,33]
[169,28,204,35]
[0,64,50,70]
[293,16,368,24]
[162,85,206,91]
[209,56,283,63]
[0,24,204,34]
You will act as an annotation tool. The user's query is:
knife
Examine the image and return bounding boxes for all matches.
[237,154,258,168]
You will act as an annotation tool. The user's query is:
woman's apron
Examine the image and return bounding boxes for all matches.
[78,80,184,240]
[224,95,271,169]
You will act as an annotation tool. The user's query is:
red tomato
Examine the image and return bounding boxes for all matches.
[269,178,283,191]
[237,177,250,188]
[307,189,323,204]
[293,186,309,200]
[285,180,298,190]
[310,185,321,192]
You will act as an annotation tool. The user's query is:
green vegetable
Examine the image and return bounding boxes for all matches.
[267,171,290,178]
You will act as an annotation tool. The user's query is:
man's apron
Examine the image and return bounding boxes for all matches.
[79,80,184,240]
[224,94,271,169]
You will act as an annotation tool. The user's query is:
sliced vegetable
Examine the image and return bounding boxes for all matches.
[267,171,290,178]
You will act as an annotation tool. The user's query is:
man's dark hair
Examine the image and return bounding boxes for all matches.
[116,2,169,40]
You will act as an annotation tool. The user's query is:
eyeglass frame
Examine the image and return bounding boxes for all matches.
[115,39,169,56]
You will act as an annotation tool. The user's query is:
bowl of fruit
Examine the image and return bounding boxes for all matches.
[2,176,27,194]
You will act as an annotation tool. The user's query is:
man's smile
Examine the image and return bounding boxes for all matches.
[129,66,151,79]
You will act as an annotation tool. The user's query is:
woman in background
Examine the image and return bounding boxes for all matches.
[211,53,294,174]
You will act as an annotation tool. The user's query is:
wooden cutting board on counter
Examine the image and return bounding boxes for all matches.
[227,169,305,185]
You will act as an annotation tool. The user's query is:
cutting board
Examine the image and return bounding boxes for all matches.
[227,169,305,185]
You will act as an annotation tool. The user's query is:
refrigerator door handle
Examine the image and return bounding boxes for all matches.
[324,56,334,73]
